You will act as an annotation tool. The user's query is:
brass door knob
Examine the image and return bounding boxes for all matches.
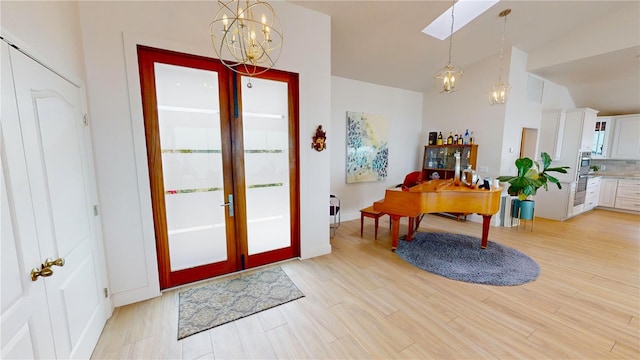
[44,257,65,268]
[31,267,54,282]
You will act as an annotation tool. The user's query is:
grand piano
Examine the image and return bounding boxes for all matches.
[373,179,502,250]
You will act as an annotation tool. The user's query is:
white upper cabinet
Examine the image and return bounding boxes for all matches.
[610,114,640,159]
[592,116,615,158]
[564,108,599,153]
[563,108,598,155]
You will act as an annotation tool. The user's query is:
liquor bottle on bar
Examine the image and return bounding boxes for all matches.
[447,132,453,145]
[453,133,458,144]
[464,129,470,145]
[437,132,443,145]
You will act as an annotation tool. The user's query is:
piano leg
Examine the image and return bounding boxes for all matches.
[390,215,401,251]
[481,215,492,248]
[407,217,414,241]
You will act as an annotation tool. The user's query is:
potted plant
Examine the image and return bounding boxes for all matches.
[497,152,569,220]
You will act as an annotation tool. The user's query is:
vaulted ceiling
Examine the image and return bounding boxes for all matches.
[290,0,640,115]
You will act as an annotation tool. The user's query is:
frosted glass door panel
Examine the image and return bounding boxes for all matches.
[241,76,291,255]
[154,63,227,270]
[165,192,227,271]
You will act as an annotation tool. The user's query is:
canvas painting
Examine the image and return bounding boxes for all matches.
[346,111,389,183]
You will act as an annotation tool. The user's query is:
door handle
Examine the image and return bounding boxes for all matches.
[221,194,234,217]
[44,257,65,268]
[30,257,65,281]
[31,266,53,281]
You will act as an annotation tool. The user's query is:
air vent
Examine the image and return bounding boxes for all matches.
[527,74,544,104]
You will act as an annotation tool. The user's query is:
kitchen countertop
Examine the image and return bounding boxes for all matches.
[590,171,640,179]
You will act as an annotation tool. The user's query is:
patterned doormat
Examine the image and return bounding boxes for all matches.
[177,266,304,340]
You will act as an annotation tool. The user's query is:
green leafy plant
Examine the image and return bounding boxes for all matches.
[497,152,570,200]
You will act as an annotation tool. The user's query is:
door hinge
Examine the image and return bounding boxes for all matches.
[103,288,108,298]
[93,204,100,216]
[83,114,89,126]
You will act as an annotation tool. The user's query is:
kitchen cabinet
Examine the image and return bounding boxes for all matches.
[584,176,601,211]
[565,108,599,153]
[610,114,640,159]
[598,178,618,207]
[592,116,614,158]
[422,144,478,181]
[554,108,599,183]
[615,179,640,211]
[540,110,565,160]
[567,182,576,218]
[534,181,573,221]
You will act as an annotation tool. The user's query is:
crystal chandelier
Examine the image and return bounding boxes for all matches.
[210,0,283,76]
[434,0,463,94]
[489,9,511,105]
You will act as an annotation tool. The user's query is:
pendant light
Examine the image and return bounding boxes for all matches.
[210,0,283,77]
[434,0,463,94]
[489,9,511,105]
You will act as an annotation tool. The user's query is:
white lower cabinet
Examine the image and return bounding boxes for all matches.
[584,177,601,211]
[615,179,640,211]
[598,178,618,207]
[567,182,576,218]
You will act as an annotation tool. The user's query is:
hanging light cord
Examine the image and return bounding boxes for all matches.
[447,1,456,65]
[497,11,509,82]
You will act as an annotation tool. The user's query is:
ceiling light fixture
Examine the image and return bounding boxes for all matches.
[489,8,511,105]
[210,0,283,76]
[434,0,463,94]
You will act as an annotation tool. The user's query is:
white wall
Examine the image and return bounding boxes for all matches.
[330,76,423,220]
[540,79,575,111]
[77,1,331,306]
[423,49,510,190]
[527,1,640,70]
[499,47,543,176]
[0,1,85,85]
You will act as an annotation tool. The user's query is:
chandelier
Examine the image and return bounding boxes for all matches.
[210,0,283,76]
[489,9,511,105]
[434,0,463,93]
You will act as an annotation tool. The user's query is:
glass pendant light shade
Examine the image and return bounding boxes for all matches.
[489,9,511,105]
[434,0,462,94]
[490,81,509,104]
[435,64,463,93]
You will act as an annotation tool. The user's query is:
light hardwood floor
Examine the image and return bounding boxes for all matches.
[92,209,640,359]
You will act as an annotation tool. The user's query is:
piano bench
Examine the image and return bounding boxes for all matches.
[360,206,385,240]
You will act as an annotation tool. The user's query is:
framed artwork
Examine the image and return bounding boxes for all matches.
[346,111,389,183]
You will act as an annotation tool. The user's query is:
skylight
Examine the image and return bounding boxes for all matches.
[422,0,500,40]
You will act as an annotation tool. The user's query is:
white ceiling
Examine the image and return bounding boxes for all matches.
[289,0,640,115]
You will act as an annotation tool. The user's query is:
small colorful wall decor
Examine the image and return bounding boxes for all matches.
[346,111,389,183]
[312,125,326,151]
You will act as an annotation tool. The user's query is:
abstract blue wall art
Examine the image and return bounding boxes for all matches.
[346,111,389,183]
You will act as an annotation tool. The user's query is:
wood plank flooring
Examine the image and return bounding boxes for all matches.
[91,209,640,359]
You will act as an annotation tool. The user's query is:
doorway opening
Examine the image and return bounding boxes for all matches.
[520,127,539,159]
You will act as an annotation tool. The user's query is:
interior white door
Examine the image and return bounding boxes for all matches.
[1,42,109,359]
[1,41,56,360]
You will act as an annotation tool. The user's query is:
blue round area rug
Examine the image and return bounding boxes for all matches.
[396,232,540,286]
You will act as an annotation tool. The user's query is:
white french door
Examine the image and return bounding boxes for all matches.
[1,41,108,359]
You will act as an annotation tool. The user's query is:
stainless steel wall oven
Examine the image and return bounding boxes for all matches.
[574,151,591,206]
